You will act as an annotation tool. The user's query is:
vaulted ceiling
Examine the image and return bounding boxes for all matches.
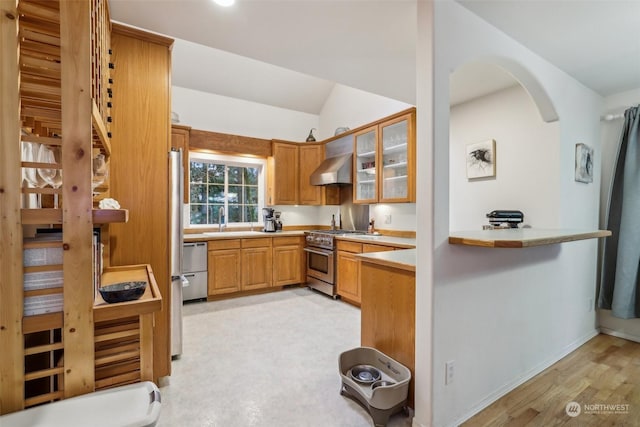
[109,0,640,113]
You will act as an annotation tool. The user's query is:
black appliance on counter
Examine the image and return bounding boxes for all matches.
[486,210,524,228]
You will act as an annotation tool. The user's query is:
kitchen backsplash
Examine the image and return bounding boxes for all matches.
[183,202,416,232]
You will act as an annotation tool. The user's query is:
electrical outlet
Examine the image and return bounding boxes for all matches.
[445,360,455,385]
[384,214,392,224]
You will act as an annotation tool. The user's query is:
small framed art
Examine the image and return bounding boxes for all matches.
[575,143,593,183]
[466,139,496,179]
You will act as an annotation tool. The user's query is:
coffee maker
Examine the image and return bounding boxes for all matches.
[262,207,276,232]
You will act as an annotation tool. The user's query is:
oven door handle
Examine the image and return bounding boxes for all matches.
[303,247,332,256]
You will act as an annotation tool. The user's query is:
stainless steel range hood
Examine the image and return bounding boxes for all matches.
[310,153,352,186]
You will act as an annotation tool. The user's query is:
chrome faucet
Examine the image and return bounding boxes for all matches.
[218,207,226,232]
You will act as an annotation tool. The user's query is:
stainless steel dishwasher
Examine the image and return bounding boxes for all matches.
[182,242,208,301]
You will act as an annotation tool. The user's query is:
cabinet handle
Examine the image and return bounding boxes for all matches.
[183,243,196,248]
[183,273,196,278]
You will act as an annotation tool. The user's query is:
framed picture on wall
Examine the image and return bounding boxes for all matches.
[575,143,593,183]
[466,139,496,179]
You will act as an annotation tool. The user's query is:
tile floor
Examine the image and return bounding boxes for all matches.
[156,287,413,427]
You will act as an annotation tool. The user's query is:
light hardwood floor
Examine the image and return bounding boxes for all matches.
[462,334,640,427]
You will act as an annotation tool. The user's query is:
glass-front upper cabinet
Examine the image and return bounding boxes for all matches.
[354,126,378,203]
[353,109,415,204]
[380,115,412,202]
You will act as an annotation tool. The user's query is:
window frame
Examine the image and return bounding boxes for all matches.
[188,152,266,228]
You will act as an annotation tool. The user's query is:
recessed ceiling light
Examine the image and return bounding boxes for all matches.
[213,0,235,6]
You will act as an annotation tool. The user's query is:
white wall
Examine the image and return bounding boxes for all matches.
[172,85,318,141]
[425,2,603,426]
[449,85,560,230]
[317,84,412,140]
[598,88,640,342]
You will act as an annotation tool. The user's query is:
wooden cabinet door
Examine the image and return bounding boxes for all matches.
[241,247,272,290]
[171,125,191,203]
[360,262,415,406]
[336,250,360,304]
[298,144,323,205]
[208,249,241,295]
[379,112,416,203]
[273,245,302,286]
[362,243,394,253]
[110,27,173,379]
[353,126,379,204]
[269,142,299,205]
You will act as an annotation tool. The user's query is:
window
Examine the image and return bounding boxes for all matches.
[189,153,265,226]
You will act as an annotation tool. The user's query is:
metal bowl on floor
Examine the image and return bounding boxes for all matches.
[99,281,146,304]
[350,365,381,384]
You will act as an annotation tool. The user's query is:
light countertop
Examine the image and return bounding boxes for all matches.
[448,228,611,248]
[357,249,416,272]
[336,234,416,248]
[184,230,305,242]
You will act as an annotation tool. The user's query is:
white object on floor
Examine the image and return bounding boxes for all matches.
[0,381,161,427]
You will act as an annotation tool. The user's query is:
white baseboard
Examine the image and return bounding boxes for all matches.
[448,329,599,427]
[599,327,640,343]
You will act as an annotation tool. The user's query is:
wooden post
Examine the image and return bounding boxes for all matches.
[59,0,95,397]
[0,0,24,414]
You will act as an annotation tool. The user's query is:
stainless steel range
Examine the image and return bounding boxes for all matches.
[304,229,365,298]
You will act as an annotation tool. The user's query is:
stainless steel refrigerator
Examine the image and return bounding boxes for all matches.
[169,148,185,358]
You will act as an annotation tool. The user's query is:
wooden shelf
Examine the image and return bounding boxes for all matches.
[92,208,128,224]
[21,208,128,225]
[94,264,162,322]
[448,229,612,248]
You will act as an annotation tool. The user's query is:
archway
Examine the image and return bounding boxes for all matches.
[449,60,561,231]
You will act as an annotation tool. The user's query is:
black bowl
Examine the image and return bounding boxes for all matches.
[99,281,147,303]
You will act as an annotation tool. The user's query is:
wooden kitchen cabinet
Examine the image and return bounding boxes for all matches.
[360,260,415,407]
[299,144,340,205]
[208,240,241,295]
[337,250,360,305]
[171,125,191,203]
[272,236,304,286]
[336,240,363,305]
[336,240,396,305]
[268,141,339,206]
[110,24,174,380]
[268,142,299,205]
[241,238,272,291]
[354,109,416,204]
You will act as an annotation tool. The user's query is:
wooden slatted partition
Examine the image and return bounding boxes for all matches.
[0,0,25,414]
[59,0,95,398]
[94,316,142,390]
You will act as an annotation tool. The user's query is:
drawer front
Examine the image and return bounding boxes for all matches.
[182,271,208,301]
[208,239,241,251]
[183,242,208,272]
[273,236,303,247]
[242,238,272,248]
[362,243,394,253]
[336,240,362,253]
